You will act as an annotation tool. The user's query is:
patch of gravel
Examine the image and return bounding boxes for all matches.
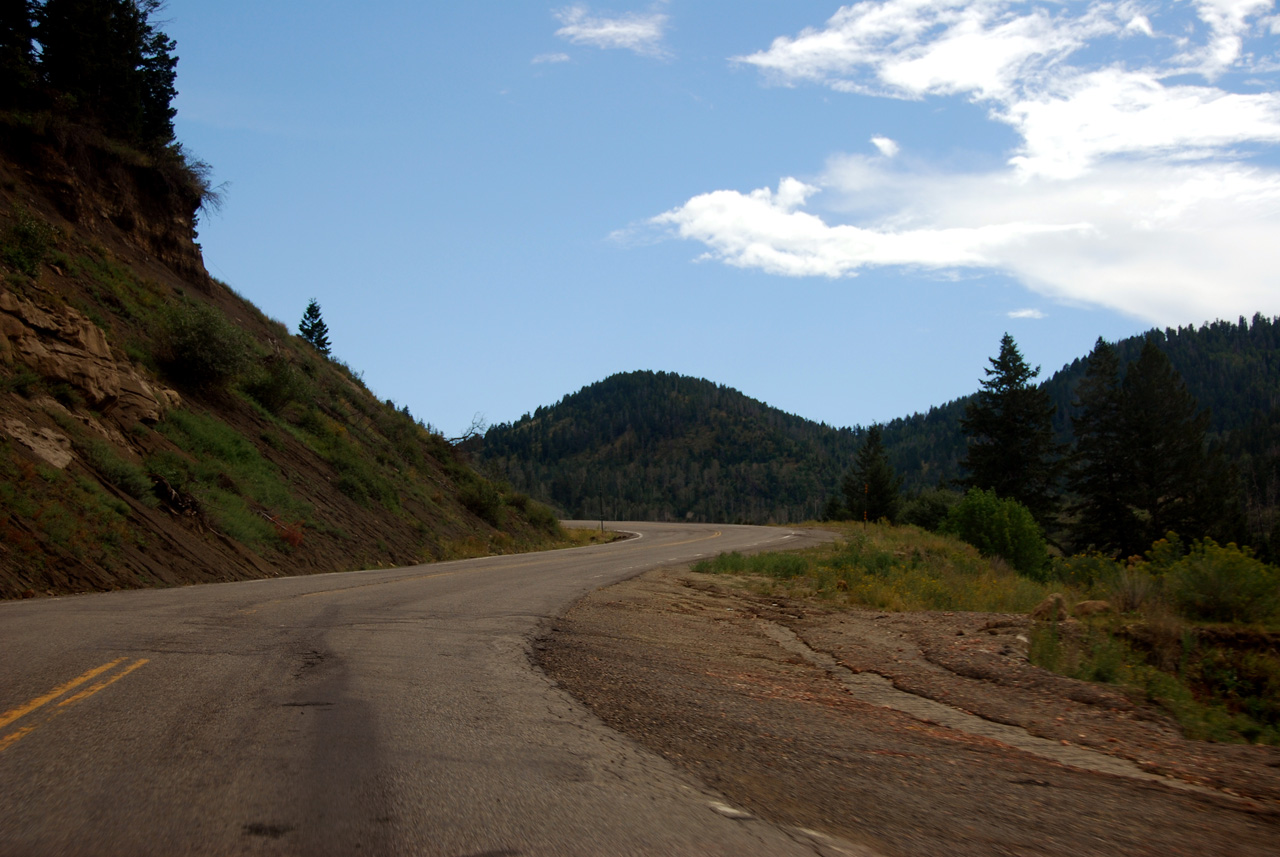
[535,568,1280,857]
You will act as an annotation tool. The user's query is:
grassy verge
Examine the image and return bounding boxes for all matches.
[558,527,628,548]
[694,522,1058,613]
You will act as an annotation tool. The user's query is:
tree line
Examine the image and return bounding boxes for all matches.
[1,0,178,150]
[834,330,1263,560]
[477,318,1277,558]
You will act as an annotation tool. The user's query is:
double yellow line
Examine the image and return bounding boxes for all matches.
[0,657,149,753]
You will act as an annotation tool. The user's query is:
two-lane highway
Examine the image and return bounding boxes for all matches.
[0,522,840,856]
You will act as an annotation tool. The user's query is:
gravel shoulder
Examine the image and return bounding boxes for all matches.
[534,566,1280,857]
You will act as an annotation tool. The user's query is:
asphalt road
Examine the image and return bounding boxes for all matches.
[0,522,845,857]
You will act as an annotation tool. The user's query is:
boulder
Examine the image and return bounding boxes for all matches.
[1030,593,1067,622]
[1073,600,1113,618]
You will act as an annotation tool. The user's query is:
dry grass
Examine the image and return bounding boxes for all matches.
[695,522,1060,613]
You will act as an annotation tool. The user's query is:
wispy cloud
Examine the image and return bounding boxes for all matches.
[1008,308,1046,319]
[554,5,669,57]
[533,52,572,64]
[652,0,1280,325]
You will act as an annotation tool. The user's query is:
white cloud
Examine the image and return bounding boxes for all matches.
[1125,14,1154,37]
[652,0,1280,325]
[651,176,1089,278]
[1008,308,1046,319]
[1007,69,1280,179]
[554,5,669,57]
[654,159,1280,326]
[533,52,571,64]
[870,135,900,156]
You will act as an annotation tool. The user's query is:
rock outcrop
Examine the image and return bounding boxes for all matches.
[0,289,179,423]
[3,418,72,468]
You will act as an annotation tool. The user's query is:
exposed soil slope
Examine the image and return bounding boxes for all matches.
[0,121,559,598]
[536,568,1280,857]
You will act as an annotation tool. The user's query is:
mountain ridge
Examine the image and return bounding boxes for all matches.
[476,317,1279,553]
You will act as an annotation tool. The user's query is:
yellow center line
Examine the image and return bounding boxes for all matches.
[655,531,722,549]
[1,657,150,754]
[0,726,35,752]
[0,657,126,731]
[57,659,150,707]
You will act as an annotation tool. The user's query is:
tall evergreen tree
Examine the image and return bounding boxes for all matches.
[960,333,1062,526]
[1119,336,1233,555]
[1067,338,1135,554]
[34,0,177,147]
[298,298,331,355]
[843,425,902,523]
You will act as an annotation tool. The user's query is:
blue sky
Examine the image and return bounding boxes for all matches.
[165,1,1280,437]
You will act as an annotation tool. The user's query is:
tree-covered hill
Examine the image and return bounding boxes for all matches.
[477,317,1280,549]
[476,371,859,523]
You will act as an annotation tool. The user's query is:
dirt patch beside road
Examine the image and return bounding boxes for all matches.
[534,568,1280,857]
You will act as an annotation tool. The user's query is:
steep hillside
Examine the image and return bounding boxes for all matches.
[0,119,561,599]
[477,320,1279,546]
[476,371,858,523]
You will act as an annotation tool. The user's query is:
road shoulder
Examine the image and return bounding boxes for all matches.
[535,567,1280,857]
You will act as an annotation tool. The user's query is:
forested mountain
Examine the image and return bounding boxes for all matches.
[476,372,859,523]
[476,316,1280,550]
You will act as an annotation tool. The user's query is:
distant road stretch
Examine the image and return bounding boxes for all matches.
[0,522,838,856]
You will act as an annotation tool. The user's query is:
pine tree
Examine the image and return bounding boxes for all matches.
[1120,337,1218,555]
[0,0,36,107]
[298,298,331,355]
[1067,338,1135,554]
[960,333,1062,526]
[34,0,178,148]
[843,425,902,523]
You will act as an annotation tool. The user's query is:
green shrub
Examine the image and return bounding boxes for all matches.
[242,356,310,414]
[1167,540,1280,624]
[1051,552,1121,588]
[1105,563,1160,613]
[1,207,56,277]
[503,490,561,532]
[522,499,561,534]
[899,488,960,531]
[940,488,1048,579]
[1187,648,1280,733]
[459,478,502,526]
[157,301,252,388]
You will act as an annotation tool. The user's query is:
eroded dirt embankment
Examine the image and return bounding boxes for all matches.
[534,568,1280,857]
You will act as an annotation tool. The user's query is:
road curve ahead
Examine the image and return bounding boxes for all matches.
[0,522,841,856]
